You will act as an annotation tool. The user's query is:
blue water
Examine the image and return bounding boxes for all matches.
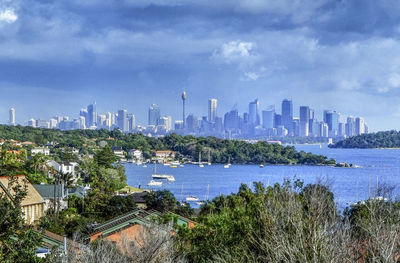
[125,144,400,209]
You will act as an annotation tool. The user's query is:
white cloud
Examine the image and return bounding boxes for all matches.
[213,41,255,63]
[244,72,259,81]
[0,9,17,23]
[388,73,400,89]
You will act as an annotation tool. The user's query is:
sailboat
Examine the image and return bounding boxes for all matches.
[224,156,231,168]
[196,184,210,206]
[152,162,175,182]
[199,152,204,167]
[207,150,212,165]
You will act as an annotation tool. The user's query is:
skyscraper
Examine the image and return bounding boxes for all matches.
[346,116,355,137]
[324,110,340,136]
[282,99,293,134]
[355,117,365,135]
[9,108,15,126]
[129,114,136,131]
[87,102,97,128]
[117,109,128,132]
[148,104,160,126]
[224,109,240,131]
[299,106,310,137]
[208,98,217,123]
[182,91,187,129]
[262,105,275,129]
[248,99,260,126]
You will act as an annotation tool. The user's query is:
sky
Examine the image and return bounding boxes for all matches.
[1,0,400,131]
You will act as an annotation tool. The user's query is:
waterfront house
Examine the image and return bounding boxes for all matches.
[154,150,176,159]
[128,149,143,161]
[112,146,125,159]
[0,175,45,225]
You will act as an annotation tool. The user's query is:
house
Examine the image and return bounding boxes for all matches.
[0,175,45,225]
[131,191,149,209]
[32,147,50,156]
[154,150,176,159]
[21,141,35,146]
[88,209,156,252]
[33,184,68,212]
[128,149,143,161]
[112,147,125,159]
[46,160,80,183]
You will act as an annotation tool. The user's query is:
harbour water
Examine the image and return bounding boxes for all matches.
[125,144,400,209]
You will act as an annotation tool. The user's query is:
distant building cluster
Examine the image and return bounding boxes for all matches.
[10,94,368,139]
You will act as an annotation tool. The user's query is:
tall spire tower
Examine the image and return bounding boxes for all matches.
[182,91,187,129]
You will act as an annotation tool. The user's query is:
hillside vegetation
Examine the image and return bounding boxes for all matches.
[330,130,400,148]
[0,125,335,165]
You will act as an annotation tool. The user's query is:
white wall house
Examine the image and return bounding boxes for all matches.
[46,160,80,184]
[128,149,143,161]
[32,147,50,156]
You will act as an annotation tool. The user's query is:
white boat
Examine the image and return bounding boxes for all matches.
[152,174,174,180]
[224,157,231,168]
[171,161,180,166]
[163,162,171,166]
[260,164,264,168]
[143,164,147,168]
[152,163,175,181]
[186,196,199,202]
[196,201,205,206]
[198,152,204,167]
[147,180,162,186]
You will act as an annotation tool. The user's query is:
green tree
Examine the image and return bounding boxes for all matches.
[0,176,43,263]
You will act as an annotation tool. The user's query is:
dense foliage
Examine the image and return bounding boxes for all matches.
[0,176,43,263]
[0,125,335,165]
[330,130,400,148]
[176,181,400,263]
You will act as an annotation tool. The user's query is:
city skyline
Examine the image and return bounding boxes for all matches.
[7,95,368,140]
[1,1,400,131]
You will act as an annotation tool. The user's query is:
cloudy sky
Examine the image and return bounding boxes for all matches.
[1,0,400,131]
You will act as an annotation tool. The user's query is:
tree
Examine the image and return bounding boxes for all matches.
[0,176,43,262]
[94,146,117,168]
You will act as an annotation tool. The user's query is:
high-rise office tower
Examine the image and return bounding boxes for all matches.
[224,109,240,131]
[159,116,172,131]
[346,116,355,137]
[262,105,275,129]
[185,114,198,133]
[105,112,112,130]
[299,106,310,137]
[97,114,106,127]
[355,117,365,135]
[129,114,136,131]
[9,108,15,126]
[87,102,97,127]
[148,104,160,126]
[282,99,293,134]
[182,91,187,129]
[117,109,128,132]
[208,98,217,123]
[338,123,345,136]
[248,99,260,126]
[79,116,86,129]
[274,114,282,128]
[324,110,340,136]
